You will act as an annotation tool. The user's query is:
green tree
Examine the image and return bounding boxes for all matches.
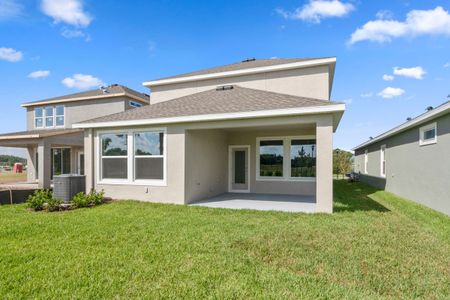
[333,149,353,179]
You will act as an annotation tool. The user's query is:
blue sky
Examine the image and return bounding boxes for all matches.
[1,0,450,157]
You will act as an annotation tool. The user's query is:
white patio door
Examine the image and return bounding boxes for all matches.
[228,145,250,193]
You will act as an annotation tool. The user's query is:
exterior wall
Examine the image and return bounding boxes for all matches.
[227,128,317,196]
[150,65,330,104]
[93,126,186,204]
[26,97,134,130]
[354,113,450,215]
[185,130,228,203]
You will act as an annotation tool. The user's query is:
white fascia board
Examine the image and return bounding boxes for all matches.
[353,102,450,151]
[143,57,336,87]
[21,92,149,108]
[73,103,345,129]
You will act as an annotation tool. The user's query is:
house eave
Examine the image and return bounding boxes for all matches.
[352,101,450,151]
[73,103,346,130]
[143,57,337,87]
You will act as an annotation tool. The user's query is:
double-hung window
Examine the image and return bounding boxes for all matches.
[257,136,316,181]
[99,129,166,185]
[380,145,386,177]
[34,105,65,129]
[35,108,43,128]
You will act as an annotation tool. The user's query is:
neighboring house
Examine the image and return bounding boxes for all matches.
[72,57,345,213]
[0,84,149,188]
[353,101,450,215]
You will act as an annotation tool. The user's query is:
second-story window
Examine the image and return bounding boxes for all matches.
[34,105,65,129]
[35,107,43,128]
[55,105,65,126]
[45,106,54,127]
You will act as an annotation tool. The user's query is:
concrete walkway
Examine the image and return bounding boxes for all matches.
[190,193,316,213]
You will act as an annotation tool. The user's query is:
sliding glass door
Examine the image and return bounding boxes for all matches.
[51,148,71,179]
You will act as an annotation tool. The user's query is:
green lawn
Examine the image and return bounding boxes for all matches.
[0,171,27,184]
[0,181,449,299]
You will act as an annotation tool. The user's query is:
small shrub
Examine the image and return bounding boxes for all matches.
[26,190,52,211]
[71,190,105,208]
[71,192,90,208]
[46,197,63,212]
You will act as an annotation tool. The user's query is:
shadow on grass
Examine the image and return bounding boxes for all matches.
[333,180,390,213]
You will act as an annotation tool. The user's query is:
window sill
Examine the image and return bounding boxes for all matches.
[97,179,167,187]
[419,140,437,146]
[256,177,316,182]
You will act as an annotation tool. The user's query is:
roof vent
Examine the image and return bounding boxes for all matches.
[369,136,373,140]
[426,106,434,111]
[100,86,109,94]
[216,85,234,91]
[241,58,256,63]
[109,83,119,87]
[406,117,412,121]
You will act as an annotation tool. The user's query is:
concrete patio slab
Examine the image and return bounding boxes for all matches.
[190,193,316,213]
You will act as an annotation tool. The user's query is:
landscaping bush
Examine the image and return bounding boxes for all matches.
[71,190,105,208]
[46,197,63,212]
[26,190,52,211]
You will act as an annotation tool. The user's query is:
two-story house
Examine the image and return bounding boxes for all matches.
[0,84,149,189]
[73,57,345,213]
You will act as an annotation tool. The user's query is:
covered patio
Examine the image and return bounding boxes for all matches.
[0,129,84,188]
[190,193,316,213]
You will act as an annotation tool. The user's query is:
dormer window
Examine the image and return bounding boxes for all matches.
[34,105,65,129]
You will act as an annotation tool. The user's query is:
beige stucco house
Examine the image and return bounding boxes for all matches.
[72,57,345,213]
[0,84,150,188]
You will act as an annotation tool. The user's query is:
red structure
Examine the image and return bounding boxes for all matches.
[13,163,23,173]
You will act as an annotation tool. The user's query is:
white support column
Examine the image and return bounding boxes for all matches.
[316,116,334,213]
[26,146,36,182]
[37,140,51,189]
[84,129,95,193]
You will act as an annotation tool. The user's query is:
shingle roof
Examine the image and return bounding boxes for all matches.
[150,58,332,81]
[0,129,82,140]
[78,85,340,125]
[21,84,149,107]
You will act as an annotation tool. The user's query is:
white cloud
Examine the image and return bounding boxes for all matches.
[349,6,450,44]
[444,62,450,68]
[276,0,354,23]
[28,70,50,79]
[41,0,92,27]
[376,10,394,20]
[61,28,85,38]
[0,47,22,62]
[378,87,405,99]
[382,74,394,81]
[0,0,22,18]
[62,74,103,89]
[360,92,373,98]
[393,66,426,79]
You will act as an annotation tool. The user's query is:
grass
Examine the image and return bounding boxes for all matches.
[0,171,27,185]
[0,181,449,299]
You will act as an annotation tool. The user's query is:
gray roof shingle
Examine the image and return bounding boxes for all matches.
[22,84,149,106]
[150,58,332,82]
[79,85,340,125]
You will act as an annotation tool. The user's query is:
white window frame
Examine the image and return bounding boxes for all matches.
[96,127,167,186]
[380,145,386,178]
[256,135,316,182]
[419,122,437,146]
[34,105,65,129]
[364,149,368,174]
[133,130,165,184]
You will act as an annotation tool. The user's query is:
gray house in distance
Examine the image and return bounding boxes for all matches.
[353,101,450,215]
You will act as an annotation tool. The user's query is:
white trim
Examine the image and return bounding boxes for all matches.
[143,57,336,87]
[22,92,149,108]
[256,135,317,182]
[228,145,251,193]
[380,145,386,178]
[354,102,450,150]
[364,149,368,174]
[96,127,167,186]
[73,104,345,129]
[419,122,437,146]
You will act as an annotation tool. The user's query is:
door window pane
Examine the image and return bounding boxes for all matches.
[79,154,85,175]
[101,134,127,156]
[234,150,246,184]
[291,140,316,177]
[259,140,283,177]
[62,148,71,174]
[52,149,62,176]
